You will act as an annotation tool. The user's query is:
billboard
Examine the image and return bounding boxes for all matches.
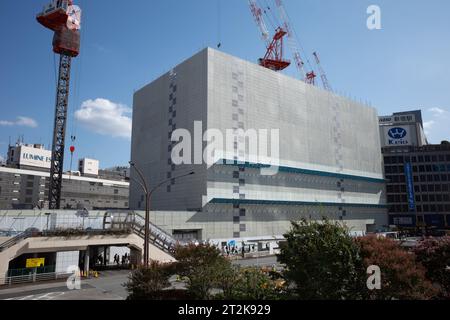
[26,258,45,268]
[381,125,416,147]
[18,145,52,169]
[404,162,416,211]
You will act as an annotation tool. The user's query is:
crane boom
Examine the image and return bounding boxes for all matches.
[248,0,290,72]
[273,0,314,83]
[248,0,270,43]
[313,51,332,92]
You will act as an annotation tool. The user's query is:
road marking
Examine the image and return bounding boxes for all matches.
[5,291,65,300]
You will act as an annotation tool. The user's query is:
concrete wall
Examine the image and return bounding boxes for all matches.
[130,49,208,211]
[207,48,383,177]
[0,233,175,283]
[128,47,387,241]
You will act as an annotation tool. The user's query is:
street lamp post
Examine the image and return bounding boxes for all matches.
[129,161,194,267]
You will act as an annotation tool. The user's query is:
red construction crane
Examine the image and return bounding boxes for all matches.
[313,51,333,92]
[273,0,316,84]
[248,0,290,72]
[37,0,81,209]
[259,27,291,71]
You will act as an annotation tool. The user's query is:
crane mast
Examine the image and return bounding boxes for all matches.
[248,0,290,72]
[37,0,81,209]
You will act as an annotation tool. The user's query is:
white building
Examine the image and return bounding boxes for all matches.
[7,143,52,171]
[379,110,428,148]
[78,158,99,177]
[130,48,387,241]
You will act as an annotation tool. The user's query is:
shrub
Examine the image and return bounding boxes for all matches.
[414,236,450,298]
[277,219,365,300]
[356,236,438,300]
[231,267,287,300]
[174,243,233,300]
[125,261,175,300]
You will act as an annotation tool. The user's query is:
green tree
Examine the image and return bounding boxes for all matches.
[174,243,233,300]
[125,261,175,300]
[414,236,450,298]
[356,236,438,300]
[277,219,364,300]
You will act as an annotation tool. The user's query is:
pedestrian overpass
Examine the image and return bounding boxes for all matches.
[0,211,178,286]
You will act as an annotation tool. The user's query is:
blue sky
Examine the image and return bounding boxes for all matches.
[0,0,449,169]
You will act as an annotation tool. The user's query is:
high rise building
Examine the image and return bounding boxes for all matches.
[129,48,387,241]
[380,110,450,230]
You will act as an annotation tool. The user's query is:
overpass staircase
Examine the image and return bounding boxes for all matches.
[103,211,183,257]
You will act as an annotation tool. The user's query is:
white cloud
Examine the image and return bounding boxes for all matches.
[429,107,447,116]
[423,120,435,135]
[75,98,132,138]
[0,116,38,128]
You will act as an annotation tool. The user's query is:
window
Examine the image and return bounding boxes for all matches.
[239,209,246,217]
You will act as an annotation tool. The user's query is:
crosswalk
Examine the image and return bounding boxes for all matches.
[5,291,65,300]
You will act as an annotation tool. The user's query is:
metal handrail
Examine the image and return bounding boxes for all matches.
[0,230,34,253]
[0,271,73,287]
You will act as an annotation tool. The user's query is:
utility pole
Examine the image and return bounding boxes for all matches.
[129,161,194,267]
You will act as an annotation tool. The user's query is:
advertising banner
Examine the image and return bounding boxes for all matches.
[404,162,416,211]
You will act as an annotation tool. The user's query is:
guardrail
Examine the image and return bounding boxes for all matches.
[0,271,73,287]
[0,230,36,253]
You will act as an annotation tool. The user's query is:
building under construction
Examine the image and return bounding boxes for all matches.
[130,48,387,242]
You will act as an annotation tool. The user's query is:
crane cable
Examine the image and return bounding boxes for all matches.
[282,3,315,73]
[256,0,276,32]
[217,0,222,48]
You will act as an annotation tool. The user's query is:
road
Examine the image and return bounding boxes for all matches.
[0,256,280,300]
